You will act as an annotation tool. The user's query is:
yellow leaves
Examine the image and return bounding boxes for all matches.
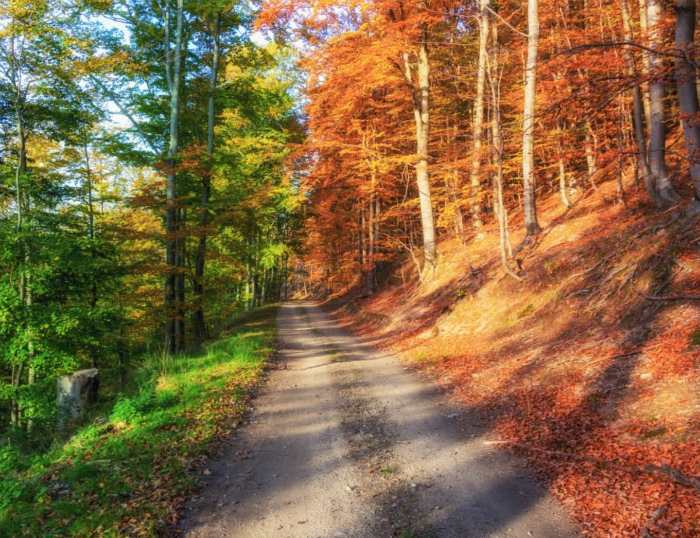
[79,52,140,77]
[1,0,47,24]
[83,0,113,11]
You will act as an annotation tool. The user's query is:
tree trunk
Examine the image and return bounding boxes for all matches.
[193,13,221,340]
[361,206,367,283]
[367,158,378,295]
[374,196,380,290]
[404,16,437,268]
[175,208,186,351]
[12,89,31,426]
[617,97,628,204]
[468,0,490,228]
[584,122,599,191]
[164,0,185,354]
[557,136,572,209]
[83,146,98,313]
[639,0,653,129]
[489,52,522,281]
[245,259,252,311]
[523,0,542,236]
[621,0,661,206]
[261,268,268,305]
[647,0,681,207]
[675,0,700,212]
[367,193,375,295]
[357,211,363,276]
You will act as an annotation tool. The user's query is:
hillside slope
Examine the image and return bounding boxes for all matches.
[324,180,700,536]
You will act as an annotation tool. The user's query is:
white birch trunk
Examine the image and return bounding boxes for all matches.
[674,0,700,212]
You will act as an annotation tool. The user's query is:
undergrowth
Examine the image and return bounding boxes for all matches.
[0,306,278,536]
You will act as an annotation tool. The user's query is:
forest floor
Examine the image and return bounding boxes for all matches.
[181,301,577,537]
[323,180,700,536]
[0,308,278,536]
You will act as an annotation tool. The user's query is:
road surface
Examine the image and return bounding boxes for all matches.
[182,301,577,537]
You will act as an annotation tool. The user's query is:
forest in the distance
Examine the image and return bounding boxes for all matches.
[1,0,302,433]
[2,0,700,535]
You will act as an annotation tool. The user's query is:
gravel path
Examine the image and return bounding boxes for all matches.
[181,301,578,537]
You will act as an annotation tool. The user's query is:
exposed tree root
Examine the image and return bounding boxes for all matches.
[640,505,667,538]
[484,440,700,493]
[635,288,700,301]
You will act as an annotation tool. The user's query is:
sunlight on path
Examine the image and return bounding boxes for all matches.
[181,301,578,537]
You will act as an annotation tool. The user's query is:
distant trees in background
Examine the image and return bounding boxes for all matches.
[258,0,700,293]
[0,0,302,441]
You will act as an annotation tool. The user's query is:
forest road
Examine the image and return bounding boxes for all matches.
[181,301,578,538]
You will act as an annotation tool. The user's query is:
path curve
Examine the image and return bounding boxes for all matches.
[181,301,578,537]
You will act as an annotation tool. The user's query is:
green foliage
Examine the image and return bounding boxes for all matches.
[1,10,302,537]
[688,327,700,347]
[0,306,277,535]
[110,390,158,423]
[0,0,303,440]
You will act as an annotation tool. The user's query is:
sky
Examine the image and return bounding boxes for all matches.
[93,13,273,133]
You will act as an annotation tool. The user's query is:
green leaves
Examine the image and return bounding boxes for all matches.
[0,307,277,535]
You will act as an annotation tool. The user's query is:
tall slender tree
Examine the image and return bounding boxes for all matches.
[523,0,542,237]
[468,0,490,229]
[674,0,700,213]
[404,0,437,268]
[646,0,681,207]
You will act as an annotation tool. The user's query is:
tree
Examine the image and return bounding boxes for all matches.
[192,11,222,341]
[646,0,681,207]
[674,0,700,213]
[621,0,659,206]
[468,0,490,228]
[404,1,438,267]
[522,0,542,237]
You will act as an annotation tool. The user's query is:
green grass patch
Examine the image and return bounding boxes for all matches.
[327,347,344,363]
[0,306,278,537]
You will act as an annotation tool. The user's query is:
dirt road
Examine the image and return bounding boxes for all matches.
[182,301,577,537]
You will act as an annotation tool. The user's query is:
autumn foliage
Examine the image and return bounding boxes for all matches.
[323,183,700,536]
[254,0,700,533]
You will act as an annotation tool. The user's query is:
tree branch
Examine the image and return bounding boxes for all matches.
[90,76,159,155]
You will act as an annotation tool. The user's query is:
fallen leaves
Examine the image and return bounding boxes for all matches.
[325,196,700,537]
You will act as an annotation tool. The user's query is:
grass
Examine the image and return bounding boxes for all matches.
[0,306,278,537]
[327,346,344,363]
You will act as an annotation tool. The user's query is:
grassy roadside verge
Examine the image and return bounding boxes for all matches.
[0,306,278,536]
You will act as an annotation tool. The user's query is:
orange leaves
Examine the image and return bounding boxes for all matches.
[642,321,700,378]
[324,204,700,536]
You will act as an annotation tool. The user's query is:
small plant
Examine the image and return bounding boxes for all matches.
[641,427,667,440]
[516,303,535,320]
[688,327,700,347]
[111,391,154,423]
[327,347,344,363]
